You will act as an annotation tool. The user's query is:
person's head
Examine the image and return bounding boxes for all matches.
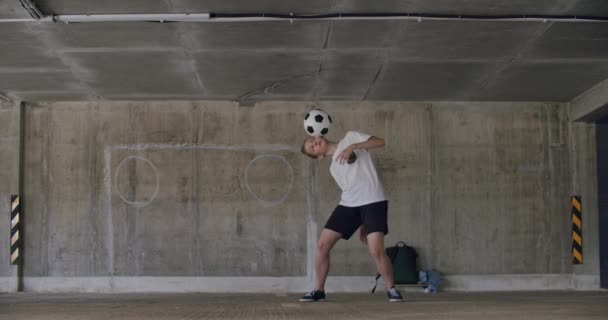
[301,136,329,159]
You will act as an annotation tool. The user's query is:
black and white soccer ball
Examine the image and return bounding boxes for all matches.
[303,109,332,137]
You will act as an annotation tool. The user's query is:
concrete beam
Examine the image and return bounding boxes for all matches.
[570,78,608,122]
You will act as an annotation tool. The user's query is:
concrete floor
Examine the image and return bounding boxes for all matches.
[1,291,607,319]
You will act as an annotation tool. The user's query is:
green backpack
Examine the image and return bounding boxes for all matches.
[371,241,419,293]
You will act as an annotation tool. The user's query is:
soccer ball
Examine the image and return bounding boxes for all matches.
[303,109,332,137]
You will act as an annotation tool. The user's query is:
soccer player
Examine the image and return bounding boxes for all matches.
[299,131,403,302]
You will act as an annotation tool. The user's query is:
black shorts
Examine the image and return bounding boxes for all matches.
[324,200,388,240]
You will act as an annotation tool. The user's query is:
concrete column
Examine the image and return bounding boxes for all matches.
[596,117,608,289]
[569,120,600,285]
[0,101,21,292]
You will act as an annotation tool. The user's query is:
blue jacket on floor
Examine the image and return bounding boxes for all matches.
[419,269,444,293]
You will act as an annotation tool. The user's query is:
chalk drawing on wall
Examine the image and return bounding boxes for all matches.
[244,154,295,206]
[105,144,304,275]
[114,155,160,207]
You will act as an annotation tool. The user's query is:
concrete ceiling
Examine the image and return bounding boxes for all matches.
[1,0,608,102]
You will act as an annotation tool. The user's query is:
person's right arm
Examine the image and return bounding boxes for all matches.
[336,136,385,164]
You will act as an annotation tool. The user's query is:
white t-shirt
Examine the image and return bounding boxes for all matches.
[329,131,386,207]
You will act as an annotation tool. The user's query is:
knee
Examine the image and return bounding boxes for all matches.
[369,247,385,261]
[316,240,332,255]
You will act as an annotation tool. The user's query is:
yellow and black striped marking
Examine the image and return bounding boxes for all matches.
[571,196,582,264]
[10,195,20,265]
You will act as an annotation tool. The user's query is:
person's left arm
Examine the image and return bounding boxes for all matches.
[336,136,385,164]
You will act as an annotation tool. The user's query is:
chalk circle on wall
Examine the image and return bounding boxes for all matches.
[114,155,159,207]
[244,154,294,206]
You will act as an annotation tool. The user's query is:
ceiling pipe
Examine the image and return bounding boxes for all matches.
[53,13,211,23]
[208,16,608,23]
[0,12,607,23]
[0,92,12,102]
[53,13,608,23]
[18,0,44,20]
[0,18,40,22]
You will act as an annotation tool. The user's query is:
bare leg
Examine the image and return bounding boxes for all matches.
[314,229,342,291]
[366,232,394,290]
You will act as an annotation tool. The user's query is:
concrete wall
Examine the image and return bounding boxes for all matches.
[0,100,599,291]
[22,101,309,278]
[319,102,573,276]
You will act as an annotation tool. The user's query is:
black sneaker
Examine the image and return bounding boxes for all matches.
[299,290,326,302]
[387,287,403,302]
